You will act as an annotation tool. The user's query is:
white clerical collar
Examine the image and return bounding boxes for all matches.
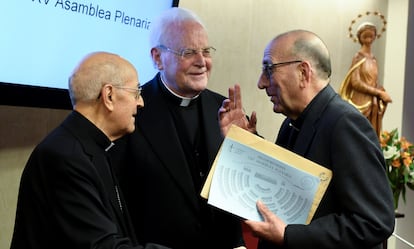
[160,75,200,107]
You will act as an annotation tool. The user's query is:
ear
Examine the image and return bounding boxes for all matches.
[101,84,115,111]
[151,47,163,70]
[299,61,312,84]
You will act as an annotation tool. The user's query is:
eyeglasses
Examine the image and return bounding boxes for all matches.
[113,84,142,100]
[157,45,216,59]
[262,60,302,80]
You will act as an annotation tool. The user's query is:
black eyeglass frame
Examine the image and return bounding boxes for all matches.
[262,60,303,79]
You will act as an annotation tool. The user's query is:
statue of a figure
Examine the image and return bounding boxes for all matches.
[339,22,392,137]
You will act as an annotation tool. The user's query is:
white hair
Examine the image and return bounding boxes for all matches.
[148,7,206,49]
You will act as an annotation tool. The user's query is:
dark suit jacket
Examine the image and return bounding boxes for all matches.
[258,85,395,249]
[113,74,244,249]
[10,111,169,249]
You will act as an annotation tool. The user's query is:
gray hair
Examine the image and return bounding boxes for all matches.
[288,30,332,79]
[149,7,206,48]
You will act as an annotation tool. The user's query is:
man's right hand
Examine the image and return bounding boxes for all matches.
[218,84,257,136]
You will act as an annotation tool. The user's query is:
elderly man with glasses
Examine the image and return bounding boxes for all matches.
[10,51,173,249]
[110,7,255,249]
[220,30,395,249]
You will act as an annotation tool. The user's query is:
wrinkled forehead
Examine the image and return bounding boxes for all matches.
[165,21,209,47]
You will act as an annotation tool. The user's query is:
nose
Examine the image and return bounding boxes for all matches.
[257,72,269,89]
[136,95,144,108]
[193,52,207,66]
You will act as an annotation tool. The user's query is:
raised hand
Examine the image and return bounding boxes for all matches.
[218,84,257,136]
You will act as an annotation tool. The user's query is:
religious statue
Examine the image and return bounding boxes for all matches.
[339,15,392,137]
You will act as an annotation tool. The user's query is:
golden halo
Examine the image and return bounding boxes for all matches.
[348,11,387,43]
